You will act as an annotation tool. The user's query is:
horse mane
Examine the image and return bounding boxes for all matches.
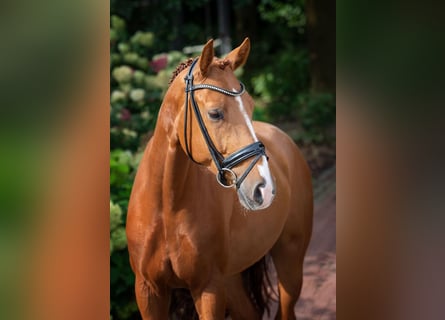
[168,57,233,87]
[169,58,194,86]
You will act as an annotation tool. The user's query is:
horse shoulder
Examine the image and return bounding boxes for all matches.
[126,138,170,275]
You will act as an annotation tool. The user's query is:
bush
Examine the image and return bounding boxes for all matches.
[110,15,188,152]
[295,92,335,144]
[250,48,335,145]
[110,149,141,319]
[251,48,310,121]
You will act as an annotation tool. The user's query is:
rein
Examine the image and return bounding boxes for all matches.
[183,58,266,189]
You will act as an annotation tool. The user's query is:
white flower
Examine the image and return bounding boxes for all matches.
[129,88,145,102]
[140,111,150,120]
[118,43,130,54]
[110,201,123,231]
[130,31,154,47]
[123,52,139,64]
[133,70,145,84]
[111,227,127,250]
[112,65,132,83]
[111,16,125,31]
[110,90,126,103]
[122,128,137,138]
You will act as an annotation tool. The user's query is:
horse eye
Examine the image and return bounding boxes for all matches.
[208,109,224,121]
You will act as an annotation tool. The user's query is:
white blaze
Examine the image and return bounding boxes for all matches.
[235,95,257,140]
[234,94,274,207]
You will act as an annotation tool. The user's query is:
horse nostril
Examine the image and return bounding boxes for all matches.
[253,182,264,205]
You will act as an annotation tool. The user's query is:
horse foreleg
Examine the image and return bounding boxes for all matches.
[271,236,306,320]
[134,274,171,320]
[191,277,226,320]
[225,273,261,320]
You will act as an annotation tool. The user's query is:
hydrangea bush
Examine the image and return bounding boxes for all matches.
[110,15,187,152]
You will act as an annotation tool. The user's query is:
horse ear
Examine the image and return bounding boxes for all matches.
[200,39,214,76]
[226,37,250,70]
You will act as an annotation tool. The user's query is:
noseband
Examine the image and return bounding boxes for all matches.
[183,58,267,189]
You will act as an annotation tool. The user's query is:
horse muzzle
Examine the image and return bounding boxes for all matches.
[236,157,276,211]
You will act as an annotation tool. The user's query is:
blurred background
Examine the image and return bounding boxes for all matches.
[110,0,335,319]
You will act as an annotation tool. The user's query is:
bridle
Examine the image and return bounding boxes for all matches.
[183,58,267,189]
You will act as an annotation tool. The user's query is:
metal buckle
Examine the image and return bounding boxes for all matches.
[216,168,237,188]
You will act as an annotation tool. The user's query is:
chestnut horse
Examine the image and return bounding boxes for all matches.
[126,38,313,320]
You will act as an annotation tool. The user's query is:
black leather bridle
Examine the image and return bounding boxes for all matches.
[183,58,267,189]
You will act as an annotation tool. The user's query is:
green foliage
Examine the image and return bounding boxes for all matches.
[250,48,335,145]
[110,0,212,52]
[110,15,188,152]
[110,16,157,151]
[296,92,335,144]
[110,200,126,254]
[110,149,141,207]
[259,0,306,31]
[110,247,137,319]
[251,49,310,120]
[110,150,141,319]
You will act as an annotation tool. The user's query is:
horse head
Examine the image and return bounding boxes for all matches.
[171,38,275,210]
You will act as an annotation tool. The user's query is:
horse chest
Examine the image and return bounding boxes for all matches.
[163,184,288,278]
[163,202,229,279]
[225,203,288,274]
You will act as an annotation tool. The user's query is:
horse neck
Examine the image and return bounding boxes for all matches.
[146,101,191,211]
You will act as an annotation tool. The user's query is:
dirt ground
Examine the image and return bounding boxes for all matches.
[264,164,336,320]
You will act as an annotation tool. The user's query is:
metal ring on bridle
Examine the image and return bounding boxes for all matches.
[216,168,238,188]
